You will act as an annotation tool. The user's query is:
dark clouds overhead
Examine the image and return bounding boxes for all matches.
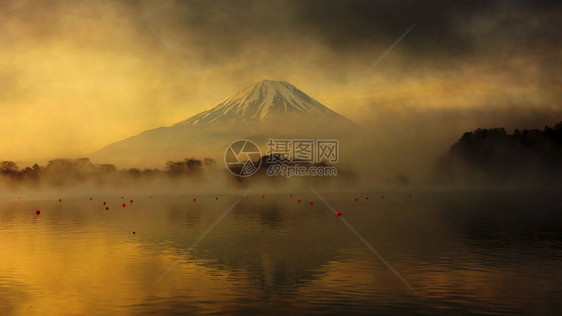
[141,0,560,61]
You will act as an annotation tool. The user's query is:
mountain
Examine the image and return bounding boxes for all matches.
[89,80,357,167]
[435,122,562,187]
[175,80,351,128]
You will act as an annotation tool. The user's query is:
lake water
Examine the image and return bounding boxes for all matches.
[1,191,561,315]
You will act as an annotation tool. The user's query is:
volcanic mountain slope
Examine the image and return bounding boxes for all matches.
[90,80,357,167]
[176,80,352,128]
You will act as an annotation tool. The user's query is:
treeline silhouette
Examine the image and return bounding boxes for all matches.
[437,121,562,186]
[0,157,216,188]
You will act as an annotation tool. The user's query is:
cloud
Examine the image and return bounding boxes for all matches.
[0,0,559,162]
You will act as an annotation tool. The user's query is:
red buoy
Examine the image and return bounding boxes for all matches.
[89,197,92,200]
[240,196,243,199]
[193,198,196,202]
[355,197,358,202]
[381,195,384,199]
[290,194,293,198]
[297,199,301,203]
[215,197,218,200]
[408,194,412,198]
[130,199,133,203]
[58,198,62,202]
[35,209,40,215]
[122,203,126,207]
[309,201,313,205]
[105,206,109,210]
[336,211,341,217]
[366,196,369,200]
[103,201,106,205]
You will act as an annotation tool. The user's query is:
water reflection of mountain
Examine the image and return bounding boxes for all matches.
[165,197,353,295]
[153,193,562,292]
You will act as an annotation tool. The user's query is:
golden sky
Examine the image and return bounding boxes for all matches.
[0,0,560,162]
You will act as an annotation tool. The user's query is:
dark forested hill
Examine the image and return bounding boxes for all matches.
[436,122,562,187]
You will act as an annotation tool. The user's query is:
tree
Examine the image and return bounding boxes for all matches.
[126,168,141,178]
[166,161,186,176]
[203,158,216,167]
[185,158,202,171]
[0,161,18,175]
[98,164,117,173]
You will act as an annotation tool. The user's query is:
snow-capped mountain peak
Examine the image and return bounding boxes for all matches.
[176,80,344,127]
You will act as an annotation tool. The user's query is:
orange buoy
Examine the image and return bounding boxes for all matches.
[121,196,124,199]
[35,209,40,215]
[336,211,341,217]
